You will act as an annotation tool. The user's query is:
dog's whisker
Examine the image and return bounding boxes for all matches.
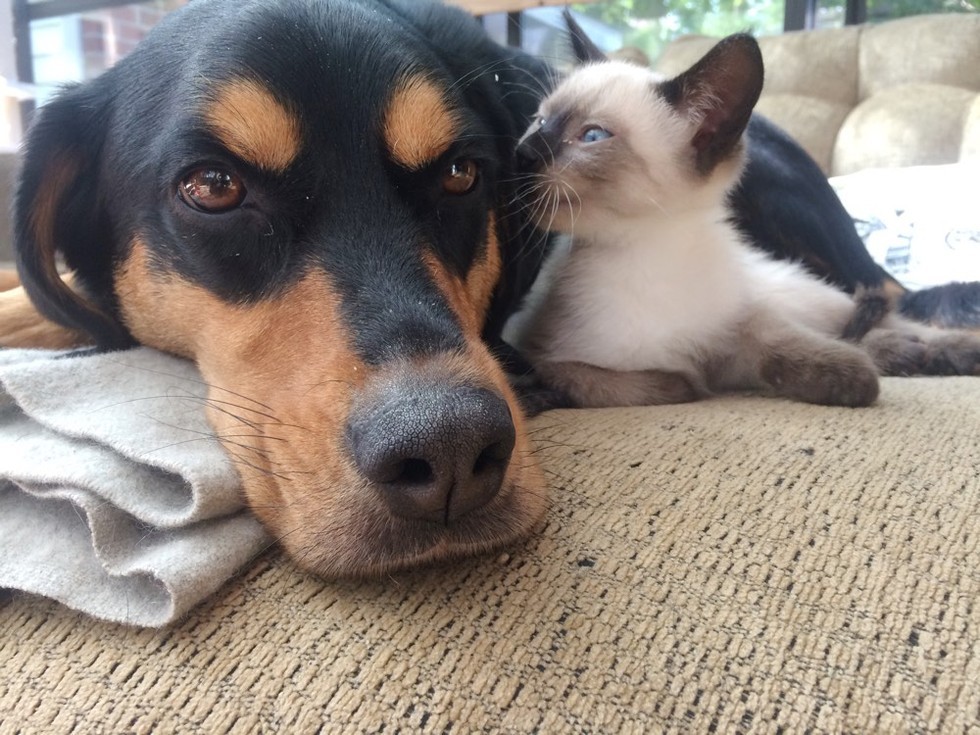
[447,57,518,94]
[222,450,300,483]
[101,357,278,414]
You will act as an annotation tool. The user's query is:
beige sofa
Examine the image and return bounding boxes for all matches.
[4,14,980,733]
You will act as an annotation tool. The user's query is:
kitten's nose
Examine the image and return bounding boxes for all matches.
[516,123,563,171]
[516,134,550,171]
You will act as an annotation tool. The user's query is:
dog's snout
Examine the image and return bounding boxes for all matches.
[348,383,516,523]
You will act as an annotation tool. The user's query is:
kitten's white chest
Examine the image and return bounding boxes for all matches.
[520,215,751,373]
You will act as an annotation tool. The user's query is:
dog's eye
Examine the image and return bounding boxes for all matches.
[442,159,479,196]
[179,167,246,213]
[579,126,613,143]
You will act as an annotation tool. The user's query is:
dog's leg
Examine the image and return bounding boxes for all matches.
[841,285,893,342]
[863,317,980,376]
[0,285,91,349]
[534,360,703,408]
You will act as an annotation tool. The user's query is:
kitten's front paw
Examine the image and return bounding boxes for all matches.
[761,348,879,407]
[536,360,700,408]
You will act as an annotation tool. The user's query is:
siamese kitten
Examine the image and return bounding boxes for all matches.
[508,24,980,409]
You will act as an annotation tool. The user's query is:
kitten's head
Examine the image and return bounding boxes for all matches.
[517,15,763,235]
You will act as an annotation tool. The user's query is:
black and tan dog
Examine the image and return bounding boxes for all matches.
[0,0,557,576]
[2,0,976,577]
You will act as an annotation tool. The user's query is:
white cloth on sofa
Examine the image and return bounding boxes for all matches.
[829,163,980,290]
[0,347,270,627]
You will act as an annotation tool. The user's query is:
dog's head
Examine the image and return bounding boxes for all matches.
[10,0,554,575]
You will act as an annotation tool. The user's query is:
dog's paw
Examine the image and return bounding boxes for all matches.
[761,347,879,407]
[923,332,980,376]
[508,369,577,415]
[862,328,928,376]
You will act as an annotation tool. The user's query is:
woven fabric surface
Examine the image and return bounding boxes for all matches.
[2,377,979,733]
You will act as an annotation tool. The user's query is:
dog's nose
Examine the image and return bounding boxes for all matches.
[347,384,516,523]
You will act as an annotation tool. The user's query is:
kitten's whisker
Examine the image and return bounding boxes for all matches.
[645,193,666,214]
[562,185,579,233]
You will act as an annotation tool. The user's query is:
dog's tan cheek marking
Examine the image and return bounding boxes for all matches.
[383,75,459,170]
[465,213,503,328]
[421,215,502,337]
[423,251,480,337]
[114,243,197,359]
[204,79,301,173]
[115,239,371,542]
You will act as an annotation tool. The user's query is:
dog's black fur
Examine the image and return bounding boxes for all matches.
[15,0,553,356]
[733,117,888,293]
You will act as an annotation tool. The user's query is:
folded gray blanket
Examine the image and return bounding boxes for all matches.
[0,347,270,626]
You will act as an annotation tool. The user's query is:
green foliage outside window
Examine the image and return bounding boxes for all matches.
[570,0,784,59]
[571,0,977,59]
[863,0,978,19]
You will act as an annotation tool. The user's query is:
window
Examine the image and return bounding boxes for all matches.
[481,0,975,62]
[2,0,978,147]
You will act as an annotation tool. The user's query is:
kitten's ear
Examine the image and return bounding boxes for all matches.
[658,33,764,174]
[563,10,608,64]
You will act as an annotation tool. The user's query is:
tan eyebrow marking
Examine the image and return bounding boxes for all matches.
[204,79,302,172]
[383,75,460,170]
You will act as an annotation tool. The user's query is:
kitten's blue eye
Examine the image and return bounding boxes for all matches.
[580,126,612,143]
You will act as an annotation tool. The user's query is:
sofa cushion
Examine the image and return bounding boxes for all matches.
[857,13,980,100]
[834,84,979,174]
[960,96,980,159]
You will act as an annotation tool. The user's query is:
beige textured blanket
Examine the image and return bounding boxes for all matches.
[3,377,979,732]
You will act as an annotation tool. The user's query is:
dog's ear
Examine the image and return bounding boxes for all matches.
[563,10,608,65]
[14,82,134,349]
[658,33,764,174]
